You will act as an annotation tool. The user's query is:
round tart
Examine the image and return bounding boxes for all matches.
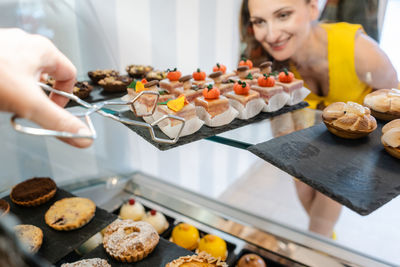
[119,198,145,221]
[14,224,43,253]
[166,251,228,267]
[171,223,200,250]
[126,64,153,78]
[61,258,111,267]
[73,81,93,99]
[103,219,159,263]
[363,89,400,121]
[237,253,266,267]
[322,101,377,139]
[45,197,96,231]
[142,209,169,234]
[381,119,400,159]
[98,75,133,93]
[0,199,10,216]
[10,177,56,207]
[88,69,119,85]
[197,234,227,260]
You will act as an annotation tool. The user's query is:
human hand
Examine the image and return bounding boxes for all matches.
[0,28,93,148]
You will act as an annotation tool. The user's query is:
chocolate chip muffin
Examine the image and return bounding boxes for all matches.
[10,177,57,207]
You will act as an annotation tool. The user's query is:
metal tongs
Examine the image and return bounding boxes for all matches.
[11,82,185,144]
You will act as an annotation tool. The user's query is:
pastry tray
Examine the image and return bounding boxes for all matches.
[119,102,309,151]
[2,188,117,263]
[81,238,193,267]
[247,121,400,215]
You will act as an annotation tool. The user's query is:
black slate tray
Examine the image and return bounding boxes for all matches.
[80,238,193,267]
[119,102,309,151]
[247,121,400,215]
[3,189,117,263]
[66,83,127,108]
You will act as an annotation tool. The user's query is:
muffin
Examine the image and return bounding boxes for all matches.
[88,69,119,85]
[126,64,153,78]
[381,119,400,159]
[142,209,169,234]
[146,70,167,81]
[61,258,111,267]
[197,234,227,260]
[363,88,400,121]
[73,81,93,99]
[10,177,56,207]
[14,224,43,253]
[119,198,145,221]
[98,75,133,93]
[171,223,200,250]
[322,101,377,139]
[237,254,266,267]
[45,197,96,231]
[103,219,159,263]
[166,251,228,267]
[0,199,10,217]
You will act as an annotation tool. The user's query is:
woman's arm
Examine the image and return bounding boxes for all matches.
[354,31,398,89]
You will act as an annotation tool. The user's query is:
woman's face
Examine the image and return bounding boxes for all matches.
[248,0,318,61]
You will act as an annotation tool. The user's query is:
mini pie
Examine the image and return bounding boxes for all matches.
[322,101,377,139]
[126,64,153,78]
[14,224,43,253]
[0,199,10,216]
[165,251,228,267]
[103,219,159,262]
[73,81,93,99]
[381,119,400,159]
[10,177,57,206]
[98,75,133,93]
[237,253,266,267]
[61,258,111,267]
[45,197,96,231]
[88,69,119,85]
[363,88,400,121]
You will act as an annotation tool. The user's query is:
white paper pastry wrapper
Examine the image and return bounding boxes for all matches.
[287,87,311,106]
[195,106,238,127]
[153,110,204,139]
[263,92,290,112]
[229,98,265,120]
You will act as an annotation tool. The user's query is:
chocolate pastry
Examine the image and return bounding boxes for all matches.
[73,81,93,99]
[126,64,153,78]
[237,254,266,267]
[88,69,119,85]
[0,199,10,216]
[10,177,56,207]
[98,75,133,93]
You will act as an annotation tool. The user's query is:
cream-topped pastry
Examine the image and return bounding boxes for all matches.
[322,101,377,139]
[363,88,400,120]
[142,210,169,234]
[119,198,145,221]
[381,119,400,159]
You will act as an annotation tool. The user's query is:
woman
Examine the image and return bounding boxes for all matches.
[240,0,398,237]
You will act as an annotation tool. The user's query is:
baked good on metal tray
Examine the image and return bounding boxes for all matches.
[14,224,43,253]
[322,101,377,139]
[61,258,111,267]
[166,251,228,267]
[45,197,96,231]
[381,119,400,159]
[10,177,56,207]
[363,88,400,121]
[103,219,159,263]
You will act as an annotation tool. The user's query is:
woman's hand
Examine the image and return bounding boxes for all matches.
[0,28,93,148]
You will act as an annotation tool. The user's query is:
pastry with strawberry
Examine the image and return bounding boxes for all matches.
[159,68,184,94]
[251,74,289,112]
[153,95,204,139]
[276,68,310,105]
[194,84,238,127]
[225,80,265,119]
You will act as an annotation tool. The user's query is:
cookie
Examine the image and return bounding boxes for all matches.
[103,219,159,262]
[61,258,111,267]
[10,177,56,207]
[14,224,43,253]
[45,197,96,231]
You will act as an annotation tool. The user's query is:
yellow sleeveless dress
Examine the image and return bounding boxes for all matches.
[290,22,372,109]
